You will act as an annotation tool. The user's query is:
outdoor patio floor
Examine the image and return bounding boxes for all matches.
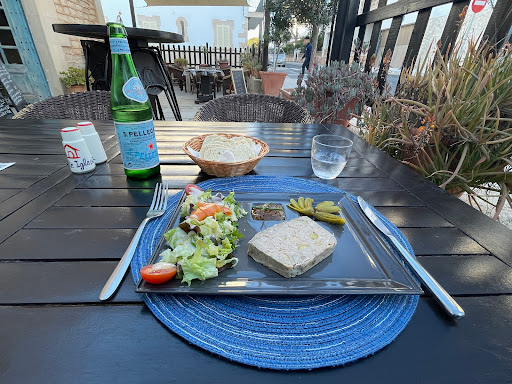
[161,71,302,122]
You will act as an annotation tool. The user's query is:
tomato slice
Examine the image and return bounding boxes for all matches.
[140,262,177,284]
[185,184,202,196]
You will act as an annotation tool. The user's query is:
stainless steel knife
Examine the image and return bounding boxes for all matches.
[356,196,465,319]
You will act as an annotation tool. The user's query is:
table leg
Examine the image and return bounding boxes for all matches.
[185,75,191,93]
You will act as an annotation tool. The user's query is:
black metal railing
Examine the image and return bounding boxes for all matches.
[159,42,260,68]
[330,0,512,89]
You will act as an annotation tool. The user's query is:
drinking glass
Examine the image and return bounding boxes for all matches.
[311,134,353,179]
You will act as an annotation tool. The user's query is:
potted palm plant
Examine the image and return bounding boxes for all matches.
[59,67,90,93]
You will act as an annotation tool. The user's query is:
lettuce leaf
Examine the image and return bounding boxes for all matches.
[196,216,223,238]
[159,249,176,264]
[181,194,199,217]
[161,228,197,263]
[180,240,218,285]
[217,257,238,268]
[165,227,193,249]
[226,228,244,249]
[199,190,212,201]
[163,228,177,244]
[218,238,233,258]
[223,191,236,205]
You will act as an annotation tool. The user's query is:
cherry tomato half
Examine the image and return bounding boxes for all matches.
[140,262,177,284]
[185,184,202,196]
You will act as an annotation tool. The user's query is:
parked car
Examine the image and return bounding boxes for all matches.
[268,48,286,67]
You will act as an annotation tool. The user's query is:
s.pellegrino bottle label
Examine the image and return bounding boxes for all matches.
[114,119,159,170]
[110,37,130,54]
[122,77,148,103]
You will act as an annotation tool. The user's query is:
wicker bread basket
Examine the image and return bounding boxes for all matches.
[183,133,269,177]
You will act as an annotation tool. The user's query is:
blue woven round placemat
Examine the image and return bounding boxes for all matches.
[131,176,419,370]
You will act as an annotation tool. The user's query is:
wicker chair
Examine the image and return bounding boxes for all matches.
[167,63,186,92]
[193,94,312,123]
[13,91,112,120]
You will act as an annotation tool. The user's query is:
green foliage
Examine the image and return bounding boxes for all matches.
[363,41,512,218]
[294,60,376,124]
[266,0,293,47]
[295,39,305,51]
[291,0,334,27]
[282,42,295,54]
[282,40,306,54]
[173,57,188,67]
[317,30,325,50]
[59,67,90,87]
[240,51,261,73]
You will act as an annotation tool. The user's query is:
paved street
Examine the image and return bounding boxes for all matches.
[272,61,304,89]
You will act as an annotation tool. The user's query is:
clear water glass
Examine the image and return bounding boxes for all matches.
[311,134,353,179]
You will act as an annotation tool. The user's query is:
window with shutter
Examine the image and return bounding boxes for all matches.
[142,20,157,29]
[215,25,231,47]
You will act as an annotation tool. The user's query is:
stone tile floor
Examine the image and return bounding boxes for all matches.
[159,87,204,121]
[160,71,302,122]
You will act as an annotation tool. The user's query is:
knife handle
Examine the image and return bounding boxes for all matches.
[389,235,465,318]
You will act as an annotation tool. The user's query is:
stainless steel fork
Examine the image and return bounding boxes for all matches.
[99,182,169,301]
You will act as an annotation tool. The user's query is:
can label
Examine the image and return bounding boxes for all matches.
[63,141,96,174]
[122,77,148,103]
[114,119,159,170]
[109,37,130,54]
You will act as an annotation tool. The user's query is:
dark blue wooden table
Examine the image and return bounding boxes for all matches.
[0,120,511,383]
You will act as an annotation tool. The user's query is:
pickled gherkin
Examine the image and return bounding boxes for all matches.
[288,197,345,225]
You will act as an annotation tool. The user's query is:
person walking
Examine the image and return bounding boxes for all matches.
[301,36,313,75]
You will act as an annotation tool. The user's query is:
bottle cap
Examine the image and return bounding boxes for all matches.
[61,127,82,142]
[77,121,96,135]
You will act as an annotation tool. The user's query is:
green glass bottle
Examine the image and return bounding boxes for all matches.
[108,22,160,179]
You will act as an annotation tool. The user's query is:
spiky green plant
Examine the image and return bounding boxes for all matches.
[363,41,512,219]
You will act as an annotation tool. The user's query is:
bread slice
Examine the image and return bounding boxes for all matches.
[248,216,337,278]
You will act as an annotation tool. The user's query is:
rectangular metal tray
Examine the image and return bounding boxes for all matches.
[135,192,423,295]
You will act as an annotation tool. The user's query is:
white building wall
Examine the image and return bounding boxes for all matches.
[101,0,248,48]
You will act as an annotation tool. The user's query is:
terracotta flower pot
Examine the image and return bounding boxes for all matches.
[67,85,86,94]
[218,61,229,69]
[332,97,359,127]
[312,96,359,127]
[260,71,287,97]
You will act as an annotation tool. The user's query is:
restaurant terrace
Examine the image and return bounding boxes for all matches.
[1,0,512,382]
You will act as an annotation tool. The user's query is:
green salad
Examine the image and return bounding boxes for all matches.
[159,186,246,285]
